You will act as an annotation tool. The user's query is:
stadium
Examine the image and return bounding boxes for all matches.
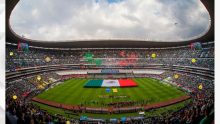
[6,0,214,124]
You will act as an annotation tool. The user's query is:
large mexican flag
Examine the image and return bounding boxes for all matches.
[84,79,138,88]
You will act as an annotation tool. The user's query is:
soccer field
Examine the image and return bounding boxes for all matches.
[36,78,186,107]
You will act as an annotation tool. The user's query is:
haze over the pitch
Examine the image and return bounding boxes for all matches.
[10,0,210,41]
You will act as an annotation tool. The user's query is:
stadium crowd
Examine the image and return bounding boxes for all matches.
[6,42,214,123]
[6,42,214,71]
[6,70,214,124]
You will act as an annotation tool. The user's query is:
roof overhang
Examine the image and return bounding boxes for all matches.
[6,0,214,48]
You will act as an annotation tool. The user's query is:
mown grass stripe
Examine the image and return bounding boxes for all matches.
[36,78,186,107]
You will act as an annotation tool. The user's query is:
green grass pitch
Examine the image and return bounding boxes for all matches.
[32,99,191,119]
[36,78,186,107]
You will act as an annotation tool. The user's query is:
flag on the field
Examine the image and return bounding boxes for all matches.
[102,80,120,87]
[118,79,138,87]
[112,88,118,93]
[106,88,111,93]
[84,80,103,88]
[84,79,138,88]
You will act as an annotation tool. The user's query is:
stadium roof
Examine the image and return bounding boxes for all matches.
[6,0,214,48]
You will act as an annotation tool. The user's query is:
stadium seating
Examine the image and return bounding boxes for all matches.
[6,42,214,124]
[6,42,214,71]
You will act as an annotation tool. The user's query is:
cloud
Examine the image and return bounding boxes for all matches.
[10,0,210,41]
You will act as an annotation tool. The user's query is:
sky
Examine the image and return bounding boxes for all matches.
[10,0,210,42]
